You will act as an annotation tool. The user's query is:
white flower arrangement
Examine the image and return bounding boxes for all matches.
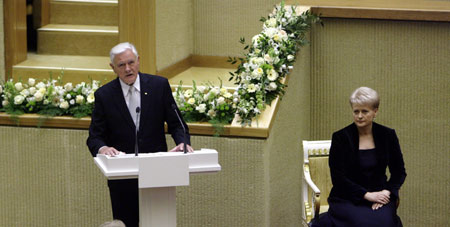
[228,1,320,125]
[173,80,237,129]
[0,78,99,117]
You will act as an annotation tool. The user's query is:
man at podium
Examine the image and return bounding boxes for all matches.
[87,42,193,226]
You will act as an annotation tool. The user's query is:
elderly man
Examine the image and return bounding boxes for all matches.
[87,42,193,226]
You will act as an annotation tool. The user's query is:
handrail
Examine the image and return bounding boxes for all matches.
[286,0,450,22]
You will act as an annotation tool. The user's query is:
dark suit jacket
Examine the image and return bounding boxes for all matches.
[328,122,406,204]
[86,73,190,156]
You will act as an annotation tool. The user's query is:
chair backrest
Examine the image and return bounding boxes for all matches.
[303,140,332,206]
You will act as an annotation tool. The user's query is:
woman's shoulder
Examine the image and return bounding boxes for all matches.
[373,122,396,134]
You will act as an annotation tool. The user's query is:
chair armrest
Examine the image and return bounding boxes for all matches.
[303,163,321,222]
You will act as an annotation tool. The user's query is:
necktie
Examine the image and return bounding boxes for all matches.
[128,86,139,126]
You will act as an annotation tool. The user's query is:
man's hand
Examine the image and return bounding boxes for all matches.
[364,190,391,205]
[168,143,194,153]
[99,146,121,156]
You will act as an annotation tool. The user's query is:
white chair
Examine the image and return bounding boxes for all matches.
[302,140,332,223]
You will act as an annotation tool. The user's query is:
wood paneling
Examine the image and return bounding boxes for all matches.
[119,0,156,74]
[286,0,450,22]
[156,55,192,79]
[4,0,27,79]
[41,0,50,26]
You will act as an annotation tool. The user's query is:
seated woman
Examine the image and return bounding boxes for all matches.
[315,87,407,227]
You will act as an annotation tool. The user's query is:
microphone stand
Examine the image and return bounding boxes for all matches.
[135,106,140,156]
[171,104,188,154]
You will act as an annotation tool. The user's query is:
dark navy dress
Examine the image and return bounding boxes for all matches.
[313,148,402,227]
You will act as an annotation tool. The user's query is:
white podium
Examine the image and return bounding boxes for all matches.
[94,149,221,227]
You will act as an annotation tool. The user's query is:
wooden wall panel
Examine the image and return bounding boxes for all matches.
[119,0,156,74]
[3,0,27,79]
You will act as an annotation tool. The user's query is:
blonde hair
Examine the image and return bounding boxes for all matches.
[349,87,380,109]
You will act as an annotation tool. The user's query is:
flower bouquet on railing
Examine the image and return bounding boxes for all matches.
[173,80,238,135]
[0,78,100,118]
[228,1,320,126]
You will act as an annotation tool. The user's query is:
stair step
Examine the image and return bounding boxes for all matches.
[12,54,116,84]
[37,24,118,56]
[50,0,118,26]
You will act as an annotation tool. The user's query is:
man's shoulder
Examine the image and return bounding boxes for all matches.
[140,73,168,84]
[95,78,118,95]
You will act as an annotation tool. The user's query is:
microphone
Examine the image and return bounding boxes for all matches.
[171,104,188,154]
[135,106,140,156]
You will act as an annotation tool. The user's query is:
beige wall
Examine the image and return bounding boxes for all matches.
[309,18,450,226]
[193,0,279,57]
[156,0,194,71]
[0,1,5,81]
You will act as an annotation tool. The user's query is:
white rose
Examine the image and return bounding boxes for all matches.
[82,87,89,95]
[14,95,25,105]
[267,69,279,81]
[59,101,69,109]
[195,103,207,113]
[265,18,277,28]
[20,89,30,97]
[69,99,75,105]
[197,86,206,93]
[207,109,216,117]
[279,30,288,41]
[29,87,37,95]
[269,82,277,90]
[184,89,193,98]
[0,85,3,94]
[264,27,278,38]
[64,83,73,91]
[224,92,232,98]
[187,98,195,105]
[220,88,227,95]
[87,93,95,103]
[76,95,84,104]
[66,94,72,99]
[39,87,46,95]
[28,78,36,86]
[287,55,295,62]
[233,98,239,103]
[15,82,23,91]
[36,82,46,89]
[216,97,225,105]
[34,92,44,102]
[264,54,273,64]
[211,88,220,96]
[2,100,9,106]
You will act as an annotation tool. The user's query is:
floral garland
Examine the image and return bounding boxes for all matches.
[229,2,320,125]
[0,78,99,118]
[0,2,319,131]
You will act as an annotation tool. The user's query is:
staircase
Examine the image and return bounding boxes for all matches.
[12,0,119,85]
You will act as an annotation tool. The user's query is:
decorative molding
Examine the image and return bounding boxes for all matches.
[285,0,450,22]
[0,112,272,138]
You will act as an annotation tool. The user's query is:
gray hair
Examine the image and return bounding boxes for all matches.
[110,42,139,64]
[349,87,380,109]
